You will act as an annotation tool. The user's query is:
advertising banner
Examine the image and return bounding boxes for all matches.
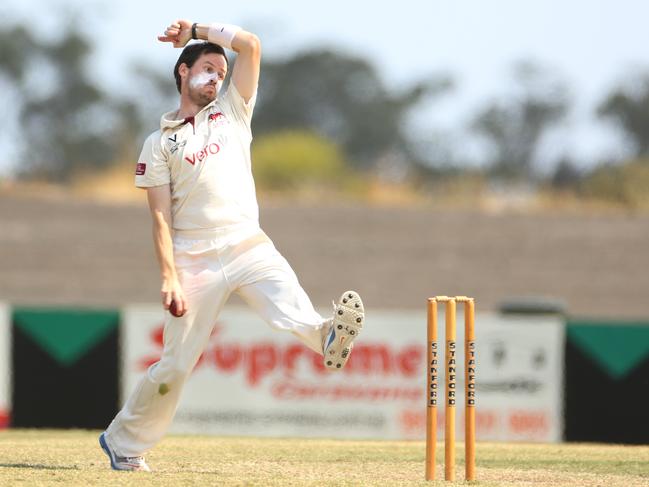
[565,320,649,444]
[0,303,9,428]
[11,307,120,428]
[122,306,564,441]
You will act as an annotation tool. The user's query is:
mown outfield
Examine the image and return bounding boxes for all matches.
[0,430,647,486]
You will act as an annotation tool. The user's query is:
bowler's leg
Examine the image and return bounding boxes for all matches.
[103,255,231,461]
[234,242,364,369]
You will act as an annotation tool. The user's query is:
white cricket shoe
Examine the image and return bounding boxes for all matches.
[322,290,364,370]
[99,432,151,472]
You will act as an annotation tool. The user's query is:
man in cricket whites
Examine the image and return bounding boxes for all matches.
[98,19,365,471]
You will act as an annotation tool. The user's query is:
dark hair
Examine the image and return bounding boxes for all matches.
[173,42,228,93]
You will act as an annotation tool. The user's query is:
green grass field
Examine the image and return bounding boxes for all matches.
[0,430,647,486]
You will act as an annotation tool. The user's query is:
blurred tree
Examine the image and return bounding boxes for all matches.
[108,63,180,165]
[2,22,453,182]
[550,157,582,190]
[18,27,119,181]
[254,50,453,170]
[0,25,38,82]
[471,61,570,181]
[252,130,346,191]
[579,159,649,208]
[127,63,179,131]
[598,75,649,158]
[0,22,145,181]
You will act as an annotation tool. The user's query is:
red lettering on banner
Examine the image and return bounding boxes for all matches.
[0,410,10,429]
[185,143,220,165]
[272,381,422,401]
[399,408,499,437]
[400,409,426,435]
[282,344,303,375]
[138,326,165,370]
[508,410,549,435]
[213,344,242,372]
[476,409,497,432]
[281,344,326,376]
[138,324,425,388]
[397,345,421,376]
[248,343,278,385]
[399,410,448,436]
[344,345,391,374]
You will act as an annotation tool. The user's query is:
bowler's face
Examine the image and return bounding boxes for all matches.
[184,53,227,105]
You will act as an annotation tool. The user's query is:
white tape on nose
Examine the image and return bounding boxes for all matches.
[190,72,220,89]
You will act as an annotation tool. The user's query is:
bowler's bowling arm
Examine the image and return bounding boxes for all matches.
[146,184,186,313]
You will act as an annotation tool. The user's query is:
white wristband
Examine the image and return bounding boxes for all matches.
[207,22,242,50]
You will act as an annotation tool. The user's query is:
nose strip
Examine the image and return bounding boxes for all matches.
[190,72,220,89]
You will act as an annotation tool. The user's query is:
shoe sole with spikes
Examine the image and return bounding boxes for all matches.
[323,291,364,370]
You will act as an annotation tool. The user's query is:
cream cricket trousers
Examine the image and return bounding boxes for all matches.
[105,223,327,457]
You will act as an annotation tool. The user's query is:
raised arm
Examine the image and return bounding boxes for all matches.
[158,19,261,102]
[227,30,261,103]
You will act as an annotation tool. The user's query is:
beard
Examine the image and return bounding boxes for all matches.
[187,83,217,107]
[187,73,222,107]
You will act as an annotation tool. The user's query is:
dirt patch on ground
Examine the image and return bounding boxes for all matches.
[1,192,648,318]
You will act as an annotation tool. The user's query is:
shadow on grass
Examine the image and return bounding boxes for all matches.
[0,463,79,470]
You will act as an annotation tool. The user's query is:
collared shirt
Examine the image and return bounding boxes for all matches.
[135,84,258,231]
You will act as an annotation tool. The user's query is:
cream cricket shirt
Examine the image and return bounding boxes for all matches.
[135,84,258,230]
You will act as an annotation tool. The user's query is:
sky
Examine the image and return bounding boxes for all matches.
[3,0,649,175]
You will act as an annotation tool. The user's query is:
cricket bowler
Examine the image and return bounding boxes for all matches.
[99,19,365,471]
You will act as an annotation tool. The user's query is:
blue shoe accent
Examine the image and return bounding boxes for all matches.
[99,432,118,470]
[323,291,364,370]
[325,327,337,350]
[99,432,151,472]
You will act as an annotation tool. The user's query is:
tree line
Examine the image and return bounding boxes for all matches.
[1,22,649,204]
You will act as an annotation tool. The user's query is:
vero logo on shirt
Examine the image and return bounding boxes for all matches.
[184,143,221,165]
